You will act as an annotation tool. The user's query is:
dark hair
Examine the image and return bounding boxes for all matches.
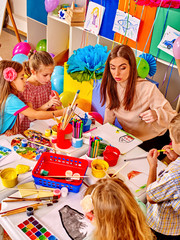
[100,45,137,111]
[23,50,54,76]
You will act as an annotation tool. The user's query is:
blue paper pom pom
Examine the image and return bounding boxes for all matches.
[139,53,157,77]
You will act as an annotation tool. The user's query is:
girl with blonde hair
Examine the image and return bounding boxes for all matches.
[19,50,61,133]
[81,178,154,240]
[0,60,64,136]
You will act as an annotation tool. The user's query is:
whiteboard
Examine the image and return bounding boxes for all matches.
[0,0,7,35]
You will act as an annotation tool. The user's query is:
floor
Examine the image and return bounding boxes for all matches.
[0,27,26,60]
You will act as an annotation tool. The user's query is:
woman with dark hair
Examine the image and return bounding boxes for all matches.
[100,44,176,152]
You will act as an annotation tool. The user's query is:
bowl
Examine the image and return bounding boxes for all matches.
[91,159,109,178]
[0,168,18,188]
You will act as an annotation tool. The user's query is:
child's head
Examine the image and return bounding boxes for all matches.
[24,51,54,84]
[82,178,153,240]
[0,60,24,101]
[169,113,180,155]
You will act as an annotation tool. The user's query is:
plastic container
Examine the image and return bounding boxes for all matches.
[91,159,109,178]
[0,168,18,188]
[32,152,88,193]
[57,123,72,149]
[82,118,92,132]
[72,137,83,148]
[103,146,120,166]
[84,154,96,167]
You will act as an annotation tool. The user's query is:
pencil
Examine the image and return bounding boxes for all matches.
[157,148,173,152]
[112,162,129,177]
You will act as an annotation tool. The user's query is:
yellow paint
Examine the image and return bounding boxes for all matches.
[91,159,109,178]
[0,168,18,188]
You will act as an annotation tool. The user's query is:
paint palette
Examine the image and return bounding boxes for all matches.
[17,216,58,240]
[11,137,55,161]
[24,129,52,147]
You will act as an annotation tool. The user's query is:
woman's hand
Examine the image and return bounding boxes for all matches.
[139,110,157,123]
[162,145,179,161]
[47,96,62,108]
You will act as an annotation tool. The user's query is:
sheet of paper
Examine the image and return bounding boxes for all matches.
[18,182,37,197]
[91,123,142,154]
[37,186,54,198]
[0,139,21,167]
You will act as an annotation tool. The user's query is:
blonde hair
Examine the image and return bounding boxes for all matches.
[0,60,23,131]
[91,7,99,16]
[23,50,54,76]
[84,178,153,240]
[169,113,180,143]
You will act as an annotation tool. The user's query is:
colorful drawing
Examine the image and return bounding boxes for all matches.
[158,25,180,57]
[113,10,140,41]
[127,170,141,180]
[119,135,134,143]
[84,2,105,35]
[11,137,55,161]
[0,145,12,160]
[17,216,58,239]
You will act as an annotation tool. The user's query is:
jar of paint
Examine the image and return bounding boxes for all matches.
[21,139,28,147]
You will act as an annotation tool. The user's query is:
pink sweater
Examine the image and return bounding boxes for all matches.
[104,79,177,141]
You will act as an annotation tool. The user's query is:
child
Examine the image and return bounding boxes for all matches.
[0,60,64,136]
[19,50,61,133]
[81,178,153,240]
[100,45,177,152]
[146,113,180,239]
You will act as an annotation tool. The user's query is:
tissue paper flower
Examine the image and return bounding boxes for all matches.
[3,67,17,82]
[134,0,180,8]
[67,44,110,83]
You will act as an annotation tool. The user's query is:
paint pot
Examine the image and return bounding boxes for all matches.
[45,129,51,137]
[65,170,73,178]
[72,137,83,148]
[103,146,120,167]
[72,173,80,180]
[0,168,18,188]
[51,125,57,136]
[53,188,61,198]
[40,169,49,176]
[21,139,28,147]
[61,187,68,197]
[26,207,34,216]
[51,135,57,143]
[91,159,109,178]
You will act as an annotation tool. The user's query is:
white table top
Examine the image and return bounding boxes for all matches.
[0,119,167,240]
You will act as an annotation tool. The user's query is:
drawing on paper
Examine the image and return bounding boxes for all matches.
[158,25,180,57]
[119,135,134,143]
[0,145,12,160]
[84,2,105,35]
[112,10,140,41]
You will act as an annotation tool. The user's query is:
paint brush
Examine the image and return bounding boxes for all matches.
[112,162,129,177]
[0,203,43,215]
[10,188,54,192]
[4,196,58,202]
[70,90,80,109]
[52,112,59,124]
[124,156,147,161]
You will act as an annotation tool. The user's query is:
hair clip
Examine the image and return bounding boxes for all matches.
[33,50,37,54]
[3,67,17,82]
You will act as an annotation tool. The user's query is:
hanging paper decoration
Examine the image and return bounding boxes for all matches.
[84,2,105,35]
[67,44,110,83]
[136,53,157,78]
[158,26,180,57]
[112,10,140,42]
[134,0,180,9]
[139,53,157,76]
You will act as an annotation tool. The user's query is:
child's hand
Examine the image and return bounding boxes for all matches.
[147,149,159,168]
[47,96,62,108]
[162,145,179,161]
[139,110,157,123]
[4,129,15,136]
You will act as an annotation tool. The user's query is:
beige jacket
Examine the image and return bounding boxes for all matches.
[104,79,177,141]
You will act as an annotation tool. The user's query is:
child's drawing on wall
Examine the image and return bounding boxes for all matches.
[113,9,140,41]
[84,2,105,35]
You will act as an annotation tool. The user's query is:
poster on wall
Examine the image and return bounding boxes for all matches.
[112,10,140,41]
[84,1,105,35]
[158,25,180,57]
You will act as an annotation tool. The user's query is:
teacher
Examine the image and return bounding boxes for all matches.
[100,45,177,153]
